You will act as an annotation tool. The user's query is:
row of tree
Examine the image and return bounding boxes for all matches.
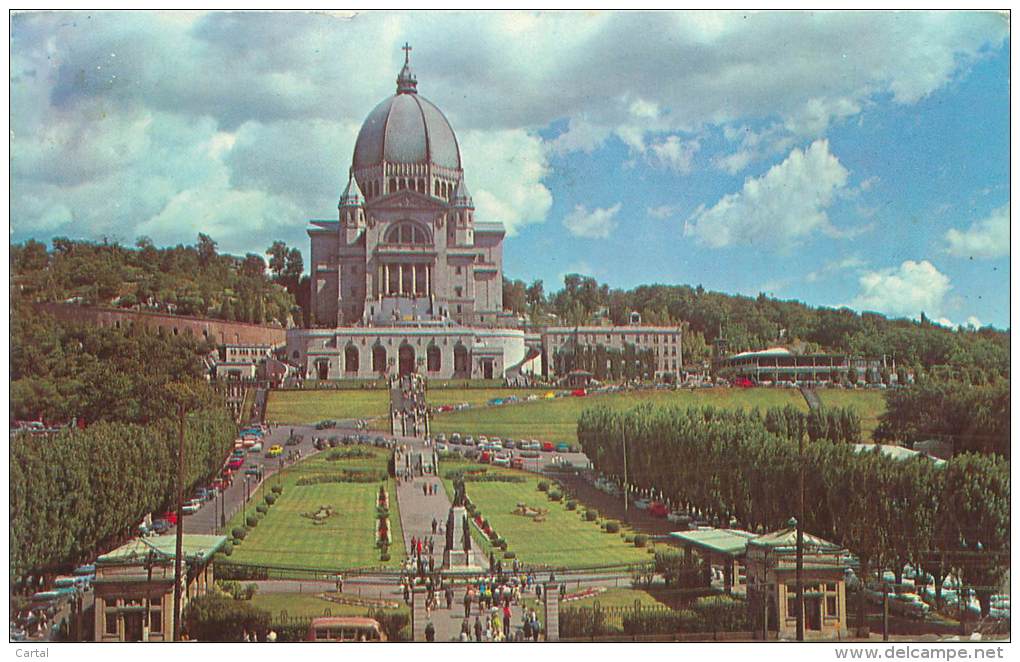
[10,407,236,578]
[11,303,215,425]
[874,379,1010,457]
[577,404,1009,618]
[503,274,1009,377]
[551,342,658,381]
[11,235,298,327]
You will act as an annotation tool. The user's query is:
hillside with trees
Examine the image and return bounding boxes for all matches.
[11,234,300,326]
[504,274,1009,377]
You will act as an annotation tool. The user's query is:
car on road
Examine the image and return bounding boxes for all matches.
[555,442,571,453]
[267,445,284,458]
[232,448,246,458]
[227,457,245,470]
[182,500,201,515]
[245,466,260,477]
[542,442,554,453]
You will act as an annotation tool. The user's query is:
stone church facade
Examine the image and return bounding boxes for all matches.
[288,48,680,383]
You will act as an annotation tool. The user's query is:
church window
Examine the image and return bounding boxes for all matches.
[385,222,430,245]
[389,178,396,193]
[434,180,441,196]
[427,344,441,372]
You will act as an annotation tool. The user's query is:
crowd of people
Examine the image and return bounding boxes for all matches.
[392,374,429,437]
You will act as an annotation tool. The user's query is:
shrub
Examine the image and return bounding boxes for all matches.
[634,534,648,547]
[183,594,270,642]
[368,609,410,641]
[264,493,277,505]
[222,545,233,556]
[548,490,563,502]
[566,500,578,511]
[537,481,550,492]
[270,622,308,642]
[503,551,516,559]
[231,528,247,540]
[655,550,711,589]
[605,521,621,533]
[246,516,258,528]
[271,485,283,494]
[585,510,599,522]
[621,610,685,636]
[256,504,268,515]
[683,596,749,632]
[624,535,634,543]
[495,538,507,550]
[232,538,242,546]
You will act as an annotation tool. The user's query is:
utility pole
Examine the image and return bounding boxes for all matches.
[172,403,186,642]
[795,426,805,642]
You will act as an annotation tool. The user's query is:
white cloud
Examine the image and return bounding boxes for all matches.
[848,260,952,320]
[647,136,700,173]
[647,204,682,220]
[684,140,849,248]
[805,256,866,282]
[563,203,622,239]
[460,129,553,236]
[8,10,1008,252]
[966,316,983,329]
[945,204,1010,259]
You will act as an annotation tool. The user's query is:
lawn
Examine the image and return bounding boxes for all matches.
[265,388,549,425]
[224,447,405,570]
[265,390,389,424]
[815,389,887,440]
[431,387,811,443]
[251,592,409,622]
[440,458,653,569]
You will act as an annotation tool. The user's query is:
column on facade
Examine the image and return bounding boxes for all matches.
[398,264,404,295]
[425,265,431,296]
[384,264,390,296]
[411,263,417,296]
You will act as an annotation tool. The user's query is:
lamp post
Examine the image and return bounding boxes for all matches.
[621,418,629,520]
[172,402,186,642]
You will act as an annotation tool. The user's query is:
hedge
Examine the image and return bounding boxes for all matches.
[605,521,620,533]
[537,481,550,492]
[232,528,247,540]
[246,516,258,528]
[265,493,277,505]
[271,485,283,494]
[295,470,385,485]
[548,490,563,502]
[566,500,578,511]
[634,534,648,547]
[585,510,599,522]
[183,594,270,642]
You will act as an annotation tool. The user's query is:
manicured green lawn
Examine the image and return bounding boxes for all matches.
[431,387,811,443]
[815,389,887,440]
[265,388,548,425]
[252,592,409,621]
[265,390,390,424]
[225,447,405,570]
[440,459,652,569]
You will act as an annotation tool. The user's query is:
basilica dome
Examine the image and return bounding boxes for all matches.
[351,54,461,172]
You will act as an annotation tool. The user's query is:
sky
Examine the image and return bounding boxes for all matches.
[9,10,1011,328]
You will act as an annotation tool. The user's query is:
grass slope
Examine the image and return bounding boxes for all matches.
[815,389,887,440]
[441,458,652,569]
[225,447,404,570]
[431,387,811,443]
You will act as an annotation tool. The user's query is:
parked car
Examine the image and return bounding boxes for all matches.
[463,436,476,447]
[182,501,201,515]
[519,451,540,459]
[479,451,491,464]
[435,433,447,443]
[555,442,571,453]
[511,457,525,470]
[492,453,511,467]
[232,448,247,458]
[248,442,263,453]
[436,443,448,452]
[648,502,669,518]
[490,438,503,449]
[542,442,554,452]
[305,617,385,642]
[227,457,244,470]
[503,439,516,449]
[152,519,171,534]
[633,498,650,510]
[245,466,260,477]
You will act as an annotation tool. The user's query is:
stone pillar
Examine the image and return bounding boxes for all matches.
[412,586,428,642]
[384,264,390,295]
[542,581,560,641]
[425,265,431,296]
[412,264,418,296]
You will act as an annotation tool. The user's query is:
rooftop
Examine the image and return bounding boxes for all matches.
[670,528,758,557]
[96,535,227,566]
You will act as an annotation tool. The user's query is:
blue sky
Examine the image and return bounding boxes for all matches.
[10,11,1010,328]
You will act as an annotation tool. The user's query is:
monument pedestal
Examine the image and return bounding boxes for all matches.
[442,505,480,571]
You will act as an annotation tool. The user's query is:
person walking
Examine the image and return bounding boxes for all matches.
[461,618,471,641]
[446,586,454,610]
[473,615,483,642]
[431,517,438,534]
[502,604,511,638]
[424,621,435,642]
[463,587,473,618]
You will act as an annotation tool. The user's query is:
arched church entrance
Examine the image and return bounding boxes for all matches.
[399,343,416,376]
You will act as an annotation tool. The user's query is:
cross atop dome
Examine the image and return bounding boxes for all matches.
[396,42,417,94]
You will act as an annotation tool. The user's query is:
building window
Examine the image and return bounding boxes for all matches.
[456,266,462,275]
[105,611,119,635]
[456,304,462,314]
[427,345,441,372]
[149,610,163,634]
[826,595,838,618]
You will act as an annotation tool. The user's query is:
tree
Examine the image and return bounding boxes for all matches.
[196,233,218,267]
[266,241,288,277]
[241,254,266,281]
